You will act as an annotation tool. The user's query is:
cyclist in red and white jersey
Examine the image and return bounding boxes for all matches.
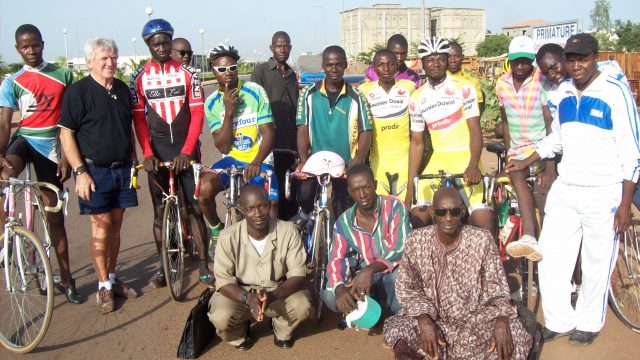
[131,19,212,287]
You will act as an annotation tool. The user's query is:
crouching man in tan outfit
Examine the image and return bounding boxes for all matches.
[208,185,311,350]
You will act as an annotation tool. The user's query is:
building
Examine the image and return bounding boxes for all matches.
[340,3,485,59]
[502,19,548,38]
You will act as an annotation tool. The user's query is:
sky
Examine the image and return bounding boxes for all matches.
[1,0,638,64]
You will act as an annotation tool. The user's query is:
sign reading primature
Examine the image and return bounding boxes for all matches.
[532,20,579,49]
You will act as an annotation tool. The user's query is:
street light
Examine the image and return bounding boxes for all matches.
[314,5,327,50]
[145,6,153,20]
[199,28,205,76]
[75,17,88,69]
[132,37,137,63]
[62,28,69,67]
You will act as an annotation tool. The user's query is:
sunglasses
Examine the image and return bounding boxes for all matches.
[173,49,193,56]
[433,207,463,217]
[212,65,238,73]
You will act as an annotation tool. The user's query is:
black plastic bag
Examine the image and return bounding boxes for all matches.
[177,288,215,359]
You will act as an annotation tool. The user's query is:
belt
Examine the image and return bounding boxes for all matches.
[84,158,130,168]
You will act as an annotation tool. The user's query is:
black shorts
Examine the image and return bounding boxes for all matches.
[5,136,62,190]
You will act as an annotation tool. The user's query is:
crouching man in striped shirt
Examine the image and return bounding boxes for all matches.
[322,164,409,317]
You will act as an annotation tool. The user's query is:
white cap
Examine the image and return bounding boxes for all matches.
[508,36,535,61]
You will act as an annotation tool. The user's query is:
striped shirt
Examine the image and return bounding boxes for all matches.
[327,195,409,289]
[496,69,548,160]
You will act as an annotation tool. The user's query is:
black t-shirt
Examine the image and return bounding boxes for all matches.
[59,76,133,164]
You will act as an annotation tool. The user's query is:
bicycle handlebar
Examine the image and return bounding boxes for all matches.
[0,178,63,213]
[414,172,465,180]
[284,170,346,200]
[192,164,273,200]
[130,161,195,190]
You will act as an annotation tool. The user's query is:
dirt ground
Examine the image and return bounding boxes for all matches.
[1,88,639,359]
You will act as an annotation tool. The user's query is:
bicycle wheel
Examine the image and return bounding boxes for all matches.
[609,222,640,332]
[0,226,54,353]
[310,211,328,324]
[161,198,184,301]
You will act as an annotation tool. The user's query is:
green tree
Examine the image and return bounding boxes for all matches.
[475,34,511,57]
[615,20,640,52]
[355,43,385,64]
[590,0,612,31]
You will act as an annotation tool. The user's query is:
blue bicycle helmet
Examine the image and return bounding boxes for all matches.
[142,19,174,42]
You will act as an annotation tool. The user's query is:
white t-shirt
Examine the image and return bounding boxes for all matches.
[249,235,267,256]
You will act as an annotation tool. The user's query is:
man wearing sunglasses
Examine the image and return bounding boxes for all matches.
[198,44,277,246]
[323,164,409,319]
[131,18,213,287]
[171,38,193,65]
[384,187,532,360]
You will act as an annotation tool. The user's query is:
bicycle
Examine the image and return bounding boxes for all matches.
[0,170,63,353]
[285,166,343,324]
[609,219,640,332]
[131,162,196,301]
[193,163,272,228]
[485,142,540,313]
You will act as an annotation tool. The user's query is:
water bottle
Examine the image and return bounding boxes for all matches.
[499,215,517,245]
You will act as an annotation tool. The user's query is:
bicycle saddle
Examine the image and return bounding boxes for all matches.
[302,151,345,177]
[486,142,506,155]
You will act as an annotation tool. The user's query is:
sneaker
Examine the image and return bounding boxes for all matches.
[148,270,167,288]
[290,212,309,231]
[96,287,114,314]
[208,223,224,260]
[506,235,543,261]
[569,330,598,346]
[541,327,575,342]
[112,278,138,299]
[199,271,215,288]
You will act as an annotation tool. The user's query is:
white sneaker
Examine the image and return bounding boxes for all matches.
[506,235,543,261]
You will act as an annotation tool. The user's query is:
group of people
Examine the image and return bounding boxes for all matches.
[1,16,638,359]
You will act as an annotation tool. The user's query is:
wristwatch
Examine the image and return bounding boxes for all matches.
[73,165,87,176]
[240,290,248,304]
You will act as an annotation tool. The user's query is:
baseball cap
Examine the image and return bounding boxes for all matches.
[564,33,598,55]
[508,36,535,61]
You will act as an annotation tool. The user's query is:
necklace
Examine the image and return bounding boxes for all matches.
[105,83,117,100]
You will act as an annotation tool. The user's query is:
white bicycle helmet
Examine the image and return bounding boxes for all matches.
[302,151,345,178]
[417,37,450,59]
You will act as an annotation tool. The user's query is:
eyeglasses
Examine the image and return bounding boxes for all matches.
[212,65,238,73]
[173,49,193,57]
[433,207,463,217]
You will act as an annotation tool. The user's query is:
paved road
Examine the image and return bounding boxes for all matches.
[1,84,638,359]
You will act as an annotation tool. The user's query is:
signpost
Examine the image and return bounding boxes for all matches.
[532,19,580,50]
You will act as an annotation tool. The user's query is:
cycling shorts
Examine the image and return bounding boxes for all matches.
[211,156,278,201]
[5,136,62,190]
[414,150,490,213]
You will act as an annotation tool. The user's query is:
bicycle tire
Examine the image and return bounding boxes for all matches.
[311,211,328,324]
[161,198,185,301]
[0,226,54,353]
[609,222,640,332]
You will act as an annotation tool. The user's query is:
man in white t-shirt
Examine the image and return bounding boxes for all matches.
[208,185,311,350]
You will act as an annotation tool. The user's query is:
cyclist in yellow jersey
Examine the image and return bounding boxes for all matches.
[406,37,493,231]
[359,49,415,199]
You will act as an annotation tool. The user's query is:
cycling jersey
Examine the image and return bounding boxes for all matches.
[204,80,274,165]
[296,80,372,162]
[447,69,484,104]
[410,75,479,153]
[359,79,415,197]
[409,75,485,210]
[131,59,204,159]
[0,61,72,162]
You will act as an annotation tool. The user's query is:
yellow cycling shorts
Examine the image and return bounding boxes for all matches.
[414,151,490,213]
